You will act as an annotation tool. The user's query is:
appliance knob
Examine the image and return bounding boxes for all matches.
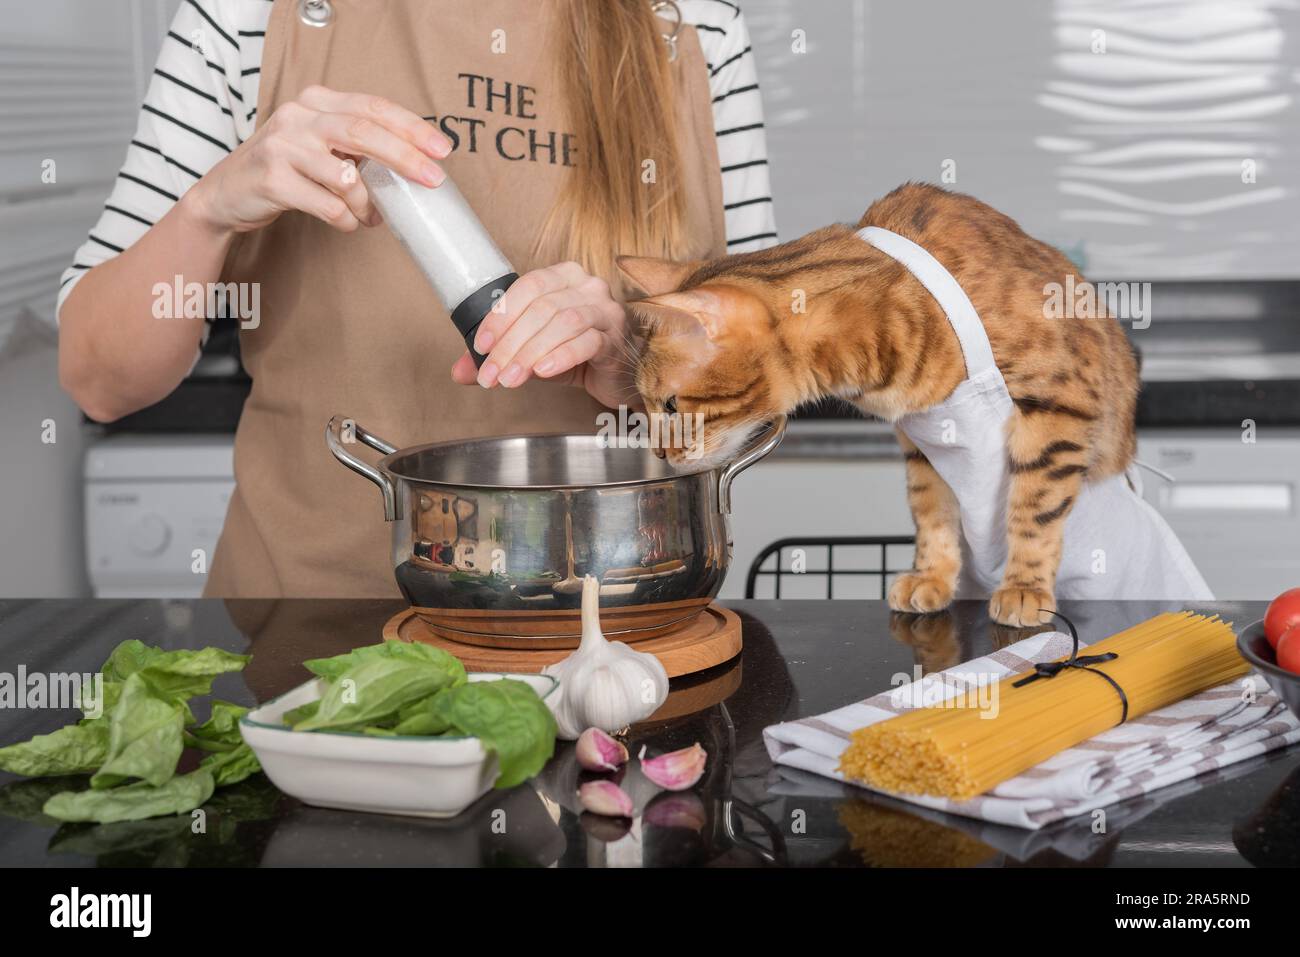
[128,513,172,557]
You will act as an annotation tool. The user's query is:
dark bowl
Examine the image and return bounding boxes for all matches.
[1237,620,1300,720]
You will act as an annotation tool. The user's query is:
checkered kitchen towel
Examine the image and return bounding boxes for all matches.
[763,628,1300,830]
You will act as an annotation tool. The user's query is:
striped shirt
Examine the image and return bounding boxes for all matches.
[56,0,776,320]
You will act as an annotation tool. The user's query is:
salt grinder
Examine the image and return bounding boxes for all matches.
[358,159,516,367]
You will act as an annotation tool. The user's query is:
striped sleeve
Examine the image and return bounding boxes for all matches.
[55,0,267,322]
[684,1,777,251]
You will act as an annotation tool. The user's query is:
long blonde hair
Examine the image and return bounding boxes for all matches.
[536,1,690,293]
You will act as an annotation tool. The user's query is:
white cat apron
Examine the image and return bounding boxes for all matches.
[858,226,1213,602]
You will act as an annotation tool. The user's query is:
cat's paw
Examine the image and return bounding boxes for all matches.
[888,572,955,614]
[989,586,1056,627]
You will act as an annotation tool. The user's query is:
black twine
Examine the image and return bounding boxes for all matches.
[1010,610,1130,724]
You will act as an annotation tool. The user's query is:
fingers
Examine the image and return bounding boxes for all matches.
[226,87,452,234]
[450,351,479,384]
[455,325,605,391]
[311,110,444,188]
[472,262,587,356]
[291,149,378,225]
[532,327,606,383]
[471,262,597,360]
[486,297,621,390]
[297,85,451,159]
[477,286,586,388]
[272,171,363,232]
[512,306,612,383]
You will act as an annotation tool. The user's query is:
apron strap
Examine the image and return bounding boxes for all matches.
[857,225,997,379]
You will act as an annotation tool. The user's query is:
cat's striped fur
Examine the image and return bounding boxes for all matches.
[619,183,1139,626]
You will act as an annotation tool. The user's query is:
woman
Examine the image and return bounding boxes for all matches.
[57,0,775,598]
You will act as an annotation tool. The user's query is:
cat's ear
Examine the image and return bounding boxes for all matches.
[635,289,729,340]
[616,256,700,297]
[628,301,708,340]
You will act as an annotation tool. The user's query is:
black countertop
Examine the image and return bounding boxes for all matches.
[0,597,1296,868]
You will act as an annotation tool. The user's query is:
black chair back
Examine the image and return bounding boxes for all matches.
[744,536,916,599]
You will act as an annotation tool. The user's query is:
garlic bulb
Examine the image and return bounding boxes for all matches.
[542,576,670,740]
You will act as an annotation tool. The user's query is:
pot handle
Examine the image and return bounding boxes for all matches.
[717,416,786,514]
[325,415,401,521]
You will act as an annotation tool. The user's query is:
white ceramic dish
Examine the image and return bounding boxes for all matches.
[240,672,559,819]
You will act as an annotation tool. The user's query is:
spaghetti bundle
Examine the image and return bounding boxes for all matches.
[838,612,1249,800]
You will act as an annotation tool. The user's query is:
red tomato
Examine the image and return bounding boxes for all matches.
[1264,588,1300,649]
[1277,626,1300,676]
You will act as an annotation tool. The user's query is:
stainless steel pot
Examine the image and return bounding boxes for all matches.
[326,415,786,645]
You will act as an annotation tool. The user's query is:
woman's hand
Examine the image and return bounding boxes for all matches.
[451,261,635,410]
[185,85,451,235]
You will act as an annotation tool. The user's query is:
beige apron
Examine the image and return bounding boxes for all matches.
[204,0,727,598]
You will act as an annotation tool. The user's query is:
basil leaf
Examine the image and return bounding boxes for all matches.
[101,639,165,682]
[200,743,260,788]
[0,722,109,777]
[359,711,451,737]
[281,699,320,727]
[186,700,249,753]
[78,679,121,723]
[389,693,453,736]
[101,641,249,706]
[294,658,459,733]
[1,641,254,824]
[431,679,556,789]
[137,647,251,703]
[304,640,466,686]
[393,712,454,736]
[43,769,215,824]
[91,672,185,790]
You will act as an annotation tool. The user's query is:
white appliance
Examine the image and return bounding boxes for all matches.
[1136,429,1300,601]
[84,435,234,597]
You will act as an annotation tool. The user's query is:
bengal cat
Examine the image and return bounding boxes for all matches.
[618,183,1139,627]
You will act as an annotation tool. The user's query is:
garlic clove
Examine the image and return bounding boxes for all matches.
[575,727,629,772]
[578,780,634,817]
[640,743,707,791]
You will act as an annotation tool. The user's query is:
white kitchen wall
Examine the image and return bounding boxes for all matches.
[743,0,1300,278]
[0,0,178,597]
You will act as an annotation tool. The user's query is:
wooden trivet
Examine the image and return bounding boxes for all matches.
[384,602,742,679]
